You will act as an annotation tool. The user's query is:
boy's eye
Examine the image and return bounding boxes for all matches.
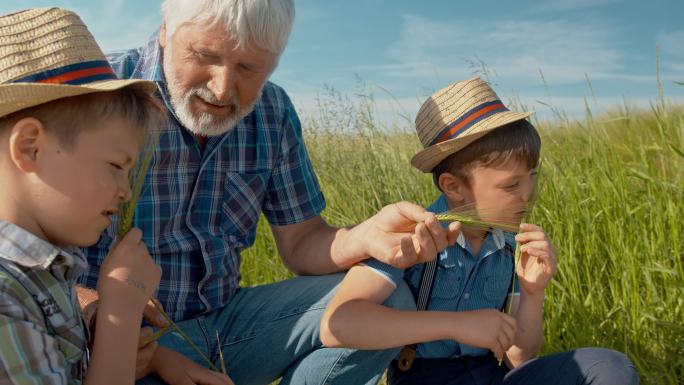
[110,162,124,170]
[504,182,519,190]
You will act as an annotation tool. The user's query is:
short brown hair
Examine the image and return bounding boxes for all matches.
[432,119,541,189]
[0,86,165,149]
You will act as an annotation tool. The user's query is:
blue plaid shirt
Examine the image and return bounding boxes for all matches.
[363,194,519,359]
[79,32,326,321]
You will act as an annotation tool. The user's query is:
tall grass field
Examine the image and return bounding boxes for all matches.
[241,86,684,384]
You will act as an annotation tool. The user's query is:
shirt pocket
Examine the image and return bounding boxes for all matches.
[481,269,514,310]
[220,171,268,238]
[425,260,465,309]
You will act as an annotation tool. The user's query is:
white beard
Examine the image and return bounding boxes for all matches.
[164,46,261,137]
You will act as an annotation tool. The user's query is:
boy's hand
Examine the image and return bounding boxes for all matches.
[153,347,234,385]
[452,309,517,360]
[96,228,162,314]
[359,201,461,269]
[515,223,558,296]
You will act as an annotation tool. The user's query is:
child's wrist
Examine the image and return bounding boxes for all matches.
[520,288,545,303]
[96,300,145,326]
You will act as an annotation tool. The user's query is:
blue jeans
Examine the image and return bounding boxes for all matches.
[138,273,416,385]
[387,348,639,385]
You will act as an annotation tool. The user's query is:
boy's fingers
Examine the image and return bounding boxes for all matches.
[515,231,547,243]
[519,240,551,252]
[120,227,143,245]
[519,223,544,233]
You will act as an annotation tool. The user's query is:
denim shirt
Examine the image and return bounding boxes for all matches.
[362,194,518,358]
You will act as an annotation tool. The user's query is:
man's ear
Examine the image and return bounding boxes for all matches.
[9,117,46,173]
[159,22,168,48]
[439,172,467,203]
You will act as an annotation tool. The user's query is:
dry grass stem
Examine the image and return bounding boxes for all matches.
[215,331,228,375]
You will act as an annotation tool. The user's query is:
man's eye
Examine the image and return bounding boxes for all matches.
[110,163,123,170]
[505,182,519,189]
[239,63,256,73]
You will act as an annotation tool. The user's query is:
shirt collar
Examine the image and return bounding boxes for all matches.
[136,29,166,83]
[0,221,88,280]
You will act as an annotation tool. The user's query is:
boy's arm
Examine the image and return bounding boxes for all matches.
[503,292,544,367]
[320,264,517,360]
[504,223,557,367]
[83,229,162,385]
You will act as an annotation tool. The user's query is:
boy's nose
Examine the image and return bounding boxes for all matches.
[118,182,133,202]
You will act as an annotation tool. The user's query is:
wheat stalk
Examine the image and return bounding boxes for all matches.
[434,203,524,233]
[117,132,223,372]
[117,129,156,237]
[215,331,228,375]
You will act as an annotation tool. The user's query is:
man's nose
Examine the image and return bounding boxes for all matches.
[207,65,234,102]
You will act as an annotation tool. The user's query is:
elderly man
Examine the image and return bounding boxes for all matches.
[76,1,460,384]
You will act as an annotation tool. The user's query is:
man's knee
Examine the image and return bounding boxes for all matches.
[382,279,416,312]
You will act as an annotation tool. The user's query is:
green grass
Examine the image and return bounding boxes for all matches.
[241,87,684,384]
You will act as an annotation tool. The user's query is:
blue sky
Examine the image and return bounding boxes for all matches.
[5,0,684,125]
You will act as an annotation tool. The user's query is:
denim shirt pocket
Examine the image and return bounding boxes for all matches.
[480,256,515,309]
[427,259,465,308]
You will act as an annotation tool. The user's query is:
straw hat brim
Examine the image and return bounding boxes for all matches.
[0,79,157,118]
[411,110,533,173]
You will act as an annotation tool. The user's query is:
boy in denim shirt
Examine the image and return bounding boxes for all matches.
[320,77,638,385]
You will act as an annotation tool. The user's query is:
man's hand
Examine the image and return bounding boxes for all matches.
[451,309,517,361]
[153,347,234,385]
[135,327,158,379]
[515,223,558,296]
[357,201,461,269]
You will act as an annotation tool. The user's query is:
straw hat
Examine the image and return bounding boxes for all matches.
[0,7,156,118]
[411,77,533,173]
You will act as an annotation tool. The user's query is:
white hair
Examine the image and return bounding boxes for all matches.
[161,0,295,53]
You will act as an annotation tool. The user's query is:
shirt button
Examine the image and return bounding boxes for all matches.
[463,293,470,300]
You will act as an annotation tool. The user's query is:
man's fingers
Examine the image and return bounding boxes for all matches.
[424,215,448,252]
[414,222,437,264]
[143,299,169,328]
[391,201,431,223]
[138,327,154,348]
[136,340,156,364]
[395,235,418,269]
[194,369,235,385]
[446,221,462,245]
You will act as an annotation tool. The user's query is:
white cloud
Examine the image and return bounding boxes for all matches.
[383,15,626,86]
[532,0,625,13]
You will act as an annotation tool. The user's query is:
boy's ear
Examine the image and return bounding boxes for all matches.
[159,22,167,48]
[439,172,467,203]
[9,117,46,173]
